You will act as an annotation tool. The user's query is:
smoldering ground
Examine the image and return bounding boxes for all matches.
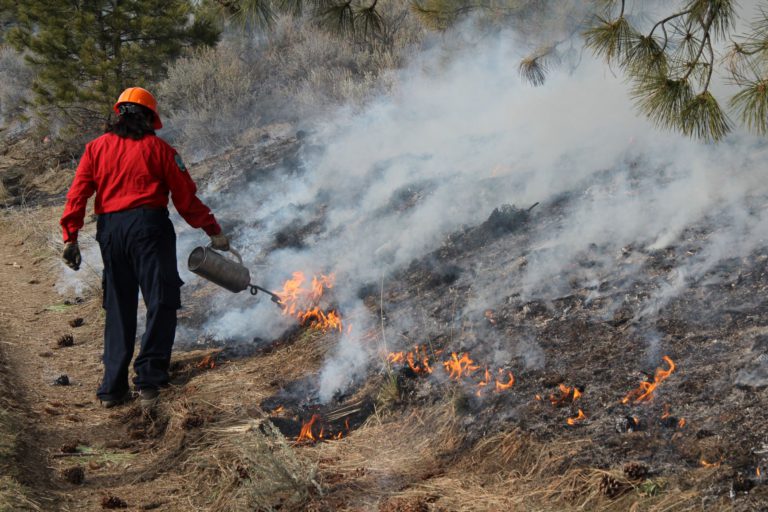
[176,19,768,402]
[55,5,768,403]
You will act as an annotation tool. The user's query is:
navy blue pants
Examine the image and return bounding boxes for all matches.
[95,208,183,401]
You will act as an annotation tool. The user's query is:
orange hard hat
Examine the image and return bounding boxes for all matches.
[113,87,162,129]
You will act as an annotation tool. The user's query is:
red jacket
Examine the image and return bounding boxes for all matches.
[60,133,221,242]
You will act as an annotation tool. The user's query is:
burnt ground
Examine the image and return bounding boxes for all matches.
[0,128,766,511]
[371,204,768,506]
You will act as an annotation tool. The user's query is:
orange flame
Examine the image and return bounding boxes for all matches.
[297,414,321,443]
[296,414,350,444]
[495,370,515,392]
[386,347,514,395]
[678,418,686,428]
[757,467,762,478]
[566,409,587,426]
[550,384,581,406]
[476,367,492,396]
[196,354,216,369]
[277,272,343,332]
[407,346,433,374]
[622,356,676,404]
[443,352,480,380]
[700,459,721,468]
[386,346,434,375]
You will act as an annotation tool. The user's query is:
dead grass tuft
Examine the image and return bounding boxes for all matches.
[180,419,320,511]
[361,426,707,511]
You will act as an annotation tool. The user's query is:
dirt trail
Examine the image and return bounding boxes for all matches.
[0,209,185,511]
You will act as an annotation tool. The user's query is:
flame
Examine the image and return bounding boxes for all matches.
[550,384,581,406]
[700,459,721,468]
[566,409,587,426]
[270,405,285,416]
[297,414,321,443]
[678,418,686,428]
[388,346,432,374]
[296,414,350,444]
[476,367,492,396]
[277,272,343,332]
[495,370,515,392]
[407,346,433,374]
[385,347,514,395]
[535,394,542,401]
[196,354,216,369]
[757,467,762,478]
[622,356,676,404]
[443,352,480,380]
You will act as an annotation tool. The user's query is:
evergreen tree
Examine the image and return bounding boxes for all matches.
[210,0,386,41]
[4,0,219,123]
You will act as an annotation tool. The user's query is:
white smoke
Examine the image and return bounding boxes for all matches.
[182,26,768,402]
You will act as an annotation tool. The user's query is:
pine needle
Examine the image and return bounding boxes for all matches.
[518,57,547,86]
[233,0,276,29]
[688,0,737,40]
[730,79,768,135]
[680,91,731,141]
[632,75,694,131]
[584,15,636,65]
[319,1,355,36]
[354,4,384,37]
[624,34,667,76]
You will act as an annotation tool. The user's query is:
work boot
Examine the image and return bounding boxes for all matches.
[138,388,159,409]
[99,391,130,409]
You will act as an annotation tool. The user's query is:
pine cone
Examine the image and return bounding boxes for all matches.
[57,334,75,347]
[599,474,628,499]
[623,461,649,481]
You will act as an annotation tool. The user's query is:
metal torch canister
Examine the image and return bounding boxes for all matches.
[188,246,250,293]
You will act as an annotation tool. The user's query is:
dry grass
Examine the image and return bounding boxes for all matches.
[180,419,320,511]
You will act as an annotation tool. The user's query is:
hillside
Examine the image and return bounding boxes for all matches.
[0,120,766,510]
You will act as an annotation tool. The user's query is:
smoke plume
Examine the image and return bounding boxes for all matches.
[178,23,768,402]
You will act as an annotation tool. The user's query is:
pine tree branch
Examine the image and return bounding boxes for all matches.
[682,5,719,83]
[648,8,693,52]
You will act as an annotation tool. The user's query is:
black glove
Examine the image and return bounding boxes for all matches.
[209,233,230,251]
[62,242,81,271]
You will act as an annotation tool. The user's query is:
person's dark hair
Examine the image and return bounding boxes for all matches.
[105,103,156,140]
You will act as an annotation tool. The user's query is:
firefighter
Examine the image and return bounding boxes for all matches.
[60,87,229,408]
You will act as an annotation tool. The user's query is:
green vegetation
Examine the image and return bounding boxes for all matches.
[2,0,219,126]
[2,0,767,146]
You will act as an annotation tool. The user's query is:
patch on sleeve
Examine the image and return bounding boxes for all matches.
[174,153,187,172]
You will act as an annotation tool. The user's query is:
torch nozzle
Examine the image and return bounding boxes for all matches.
[249,284,284,308]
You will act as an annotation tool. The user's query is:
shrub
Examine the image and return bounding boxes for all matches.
[157,1,425,156]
